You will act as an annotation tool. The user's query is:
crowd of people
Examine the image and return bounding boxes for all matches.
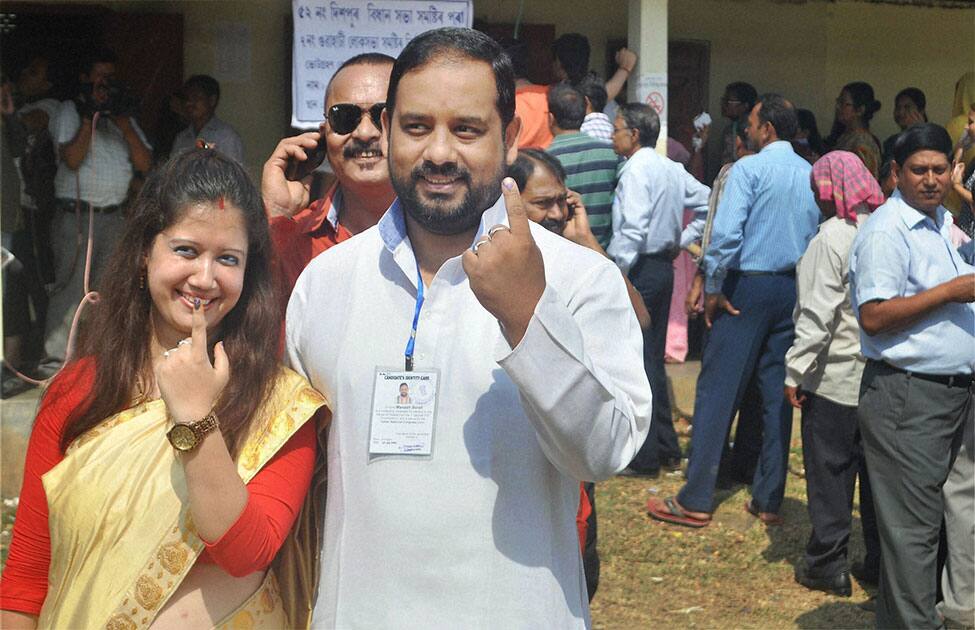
[1,49,243,394]
[0,25,973,630]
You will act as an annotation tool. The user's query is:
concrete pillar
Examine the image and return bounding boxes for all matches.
[628,0,668,154]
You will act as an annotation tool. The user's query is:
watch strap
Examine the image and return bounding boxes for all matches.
[191,411,220,439]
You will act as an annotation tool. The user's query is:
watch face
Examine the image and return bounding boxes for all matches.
[168,424,198,451]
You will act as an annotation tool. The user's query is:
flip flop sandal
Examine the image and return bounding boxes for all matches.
[744,500,784,526]
[647,496,711,528]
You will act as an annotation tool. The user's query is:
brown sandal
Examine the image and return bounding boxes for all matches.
[647,496,711,528]
[744,500,784,526]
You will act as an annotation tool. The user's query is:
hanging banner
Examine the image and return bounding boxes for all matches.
[292,0,473,129]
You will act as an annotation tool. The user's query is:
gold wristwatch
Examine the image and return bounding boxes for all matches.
[166,412,219,452]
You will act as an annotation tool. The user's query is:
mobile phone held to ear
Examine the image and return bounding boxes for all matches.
[285,136,327,181]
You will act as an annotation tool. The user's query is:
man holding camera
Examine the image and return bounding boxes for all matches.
[39,48,151,376]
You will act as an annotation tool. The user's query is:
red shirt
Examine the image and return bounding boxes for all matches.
[515,84,554,149]
[0,360,318,616]
[269,184,353,319]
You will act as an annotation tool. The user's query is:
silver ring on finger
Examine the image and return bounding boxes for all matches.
[472,237,491,254]
[488,224,510,238]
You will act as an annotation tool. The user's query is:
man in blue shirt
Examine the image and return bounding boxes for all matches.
[607,103,709,476]
[648,94,819,528]
[850,123,974,630]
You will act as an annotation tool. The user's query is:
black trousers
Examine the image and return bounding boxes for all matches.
[801,392,880,577]
[582,482,599,601]
[2,227,47,340]
[627,255,679,471]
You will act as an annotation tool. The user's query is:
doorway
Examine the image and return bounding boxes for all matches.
[0,3,184,151]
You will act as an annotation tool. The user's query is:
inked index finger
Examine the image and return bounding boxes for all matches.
[501,177,531,236]
[190,298,209,361]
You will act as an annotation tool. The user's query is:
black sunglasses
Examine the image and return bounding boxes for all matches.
[326,103,385,135]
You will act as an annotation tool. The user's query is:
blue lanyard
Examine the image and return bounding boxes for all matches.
[404,265,424,371]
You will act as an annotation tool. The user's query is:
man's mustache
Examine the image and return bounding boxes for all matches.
[411,161,471,185]
[343,139,384,159]
[540,218,564,233]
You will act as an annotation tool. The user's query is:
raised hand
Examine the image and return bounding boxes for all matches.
[562,189,596,247]
[462,178,546,347]
[154,299,231,424]
[615,47,637,73]
[261,132,321,219]
[903,109,926,128]
[952,160,966,186]
[694,123,711,147]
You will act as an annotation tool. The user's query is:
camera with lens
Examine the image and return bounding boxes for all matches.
[76,80,138,120]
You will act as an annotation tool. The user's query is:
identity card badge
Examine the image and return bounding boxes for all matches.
[367,368,440,459]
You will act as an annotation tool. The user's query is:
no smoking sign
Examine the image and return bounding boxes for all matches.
[646,91,665,114]
[636,73,668,123]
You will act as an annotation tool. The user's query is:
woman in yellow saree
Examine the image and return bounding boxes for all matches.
[0,149,326,629]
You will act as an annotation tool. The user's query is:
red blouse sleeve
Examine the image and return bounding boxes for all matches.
[269,213,314,320]
[0,361,94,616]
[269,212,313,356]
[200,412,319,577]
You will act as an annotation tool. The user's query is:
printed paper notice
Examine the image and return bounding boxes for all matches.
[292,0,472,128]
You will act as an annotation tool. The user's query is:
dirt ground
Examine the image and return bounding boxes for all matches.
[589,430,876,629]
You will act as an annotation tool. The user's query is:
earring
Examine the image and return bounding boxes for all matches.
[139,272,146,290]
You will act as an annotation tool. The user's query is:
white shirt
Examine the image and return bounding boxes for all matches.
[286,195,651,629]
[580,112,613,143]
[51,100,150,207]
[171,115,244,163]
[784,215,866,407]
[607,146,710,274]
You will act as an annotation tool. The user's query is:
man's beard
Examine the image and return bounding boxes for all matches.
[392,160,505,236]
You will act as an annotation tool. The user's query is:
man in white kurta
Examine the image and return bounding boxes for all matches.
[285,27,651,629]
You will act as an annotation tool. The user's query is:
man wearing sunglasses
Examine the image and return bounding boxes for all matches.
[262,52,395,316]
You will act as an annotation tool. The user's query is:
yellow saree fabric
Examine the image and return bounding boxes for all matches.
[36,367,326,630]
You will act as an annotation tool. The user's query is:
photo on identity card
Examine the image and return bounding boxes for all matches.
[368,368,440,458]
